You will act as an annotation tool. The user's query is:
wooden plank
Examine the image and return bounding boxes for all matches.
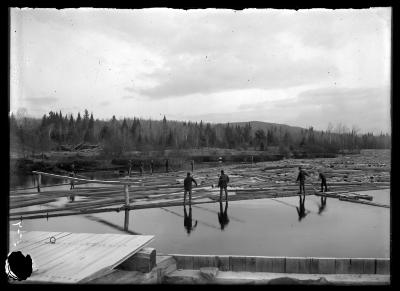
[376,259,390,275]
[255,257,273,272]
[285,257,300,273]
[43,235,150,283]
[317,258,336,274]
[29,233,102,273]
[9,232,70,254]
[11,231,153,283]
[335,258,351,274]
[272,257,285,273]
[118,247,156,272]
[215,256,230,271]
[19,232,93,262]
[245,256,257,272]
[363,259,376,274]
[74,235,153,279]
[349,258,365,274]
[65,234,143,275]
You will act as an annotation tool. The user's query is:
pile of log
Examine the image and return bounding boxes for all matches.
[9,150,390,220]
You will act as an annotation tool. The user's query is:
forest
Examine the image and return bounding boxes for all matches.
[9,109,391,158]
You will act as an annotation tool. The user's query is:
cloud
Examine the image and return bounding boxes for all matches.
[136,55,338,98]
[23,96,58,104]
[10,8,391,134]
[99,101,110,106]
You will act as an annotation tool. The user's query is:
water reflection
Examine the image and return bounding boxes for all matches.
[218,199,230,230]
[183,201,198,235]
[296,195,310,222]
[318,196,327,215]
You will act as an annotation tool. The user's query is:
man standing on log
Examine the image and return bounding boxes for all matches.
[184,172,197,204]
[150,160,154,175]
[296,166,309,195]
[128,160,132,177]
[218,170,230,202]
[69,163,75,190]
[319,172,328,192]
[139,161,144,176]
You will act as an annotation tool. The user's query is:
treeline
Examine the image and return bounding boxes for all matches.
[9,110,391,158]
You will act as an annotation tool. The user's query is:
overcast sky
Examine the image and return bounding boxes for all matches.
[10,8,391,133]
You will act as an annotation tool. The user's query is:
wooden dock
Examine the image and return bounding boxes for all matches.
[8,231,154,284]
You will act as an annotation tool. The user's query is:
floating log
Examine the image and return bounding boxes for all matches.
[338,197,389,208]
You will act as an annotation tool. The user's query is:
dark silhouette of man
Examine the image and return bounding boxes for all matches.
[296,194,310,221]
[296,166,309,195]
[218,199,230,230]
[183,201,198,235]
[319,172,328,192]
[183,172,197,204]
[139,161,144,176]
[218,170,230,202]
[165,159,169,173]
[150,160,154,175]
[70,163,75,190]
[128,159,132,177]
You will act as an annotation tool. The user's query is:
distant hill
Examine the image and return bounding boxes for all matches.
[230,121,306,136]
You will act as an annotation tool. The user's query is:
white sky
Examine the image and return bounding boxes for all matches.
[10,8,391,134]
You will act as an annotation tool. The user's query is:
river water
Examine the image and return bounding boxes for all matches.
[10,172,390,258]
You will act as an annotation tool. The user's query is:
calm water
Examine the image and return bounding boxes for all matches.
[11,188,390,258]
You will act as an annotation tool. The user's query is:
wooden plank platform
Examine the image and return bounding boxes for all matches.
[9,231,154,284]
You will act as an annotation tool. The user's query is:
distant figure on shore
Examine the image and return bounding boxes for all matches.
[296,194,310,221]
[69,163,76,201]
[319,172,328,192]
[69,163,75,190]
[139,161,144,176]
[150,160,154,175]
[218,199,230,230]
[218,170,230,202]
[191,160,194,172]
[165,159,169,173]
[318,196,327,215]
[184,172,198,204]
[296,166,309,195]
[128,160,132,177]
[184,201,198,235]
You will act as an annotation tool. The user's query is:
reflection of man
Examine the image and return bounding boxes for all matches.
[184,202,198,235]
[296,195,310,221]
[218,200,230,230]
[318,196,327,215]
